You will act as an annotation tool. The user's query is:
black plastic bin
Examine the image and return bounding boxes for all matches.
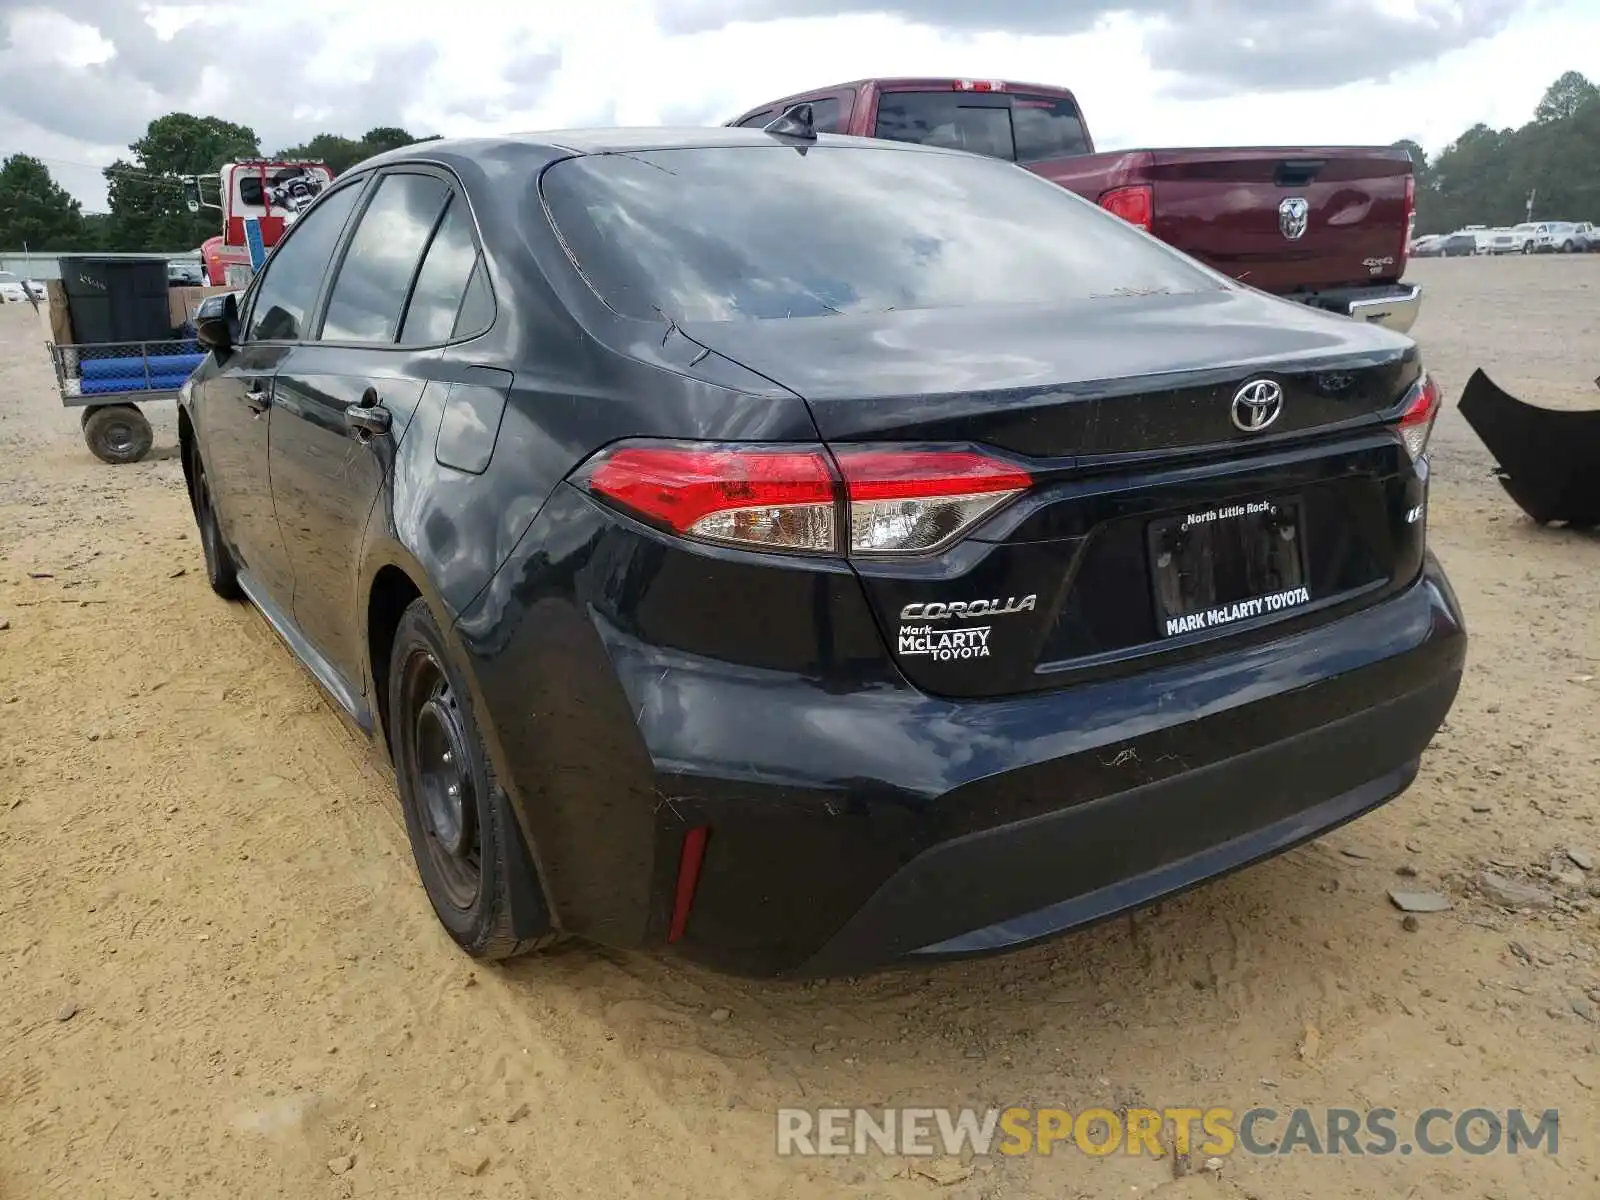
[56,256,173,344]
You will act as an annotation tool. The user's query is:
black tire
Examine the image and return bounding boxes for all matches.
[82,404,153,464]
[191,454,241,599]
[1562,240,1576,253]
[388,598,558,959]
[1522,242,1534,255]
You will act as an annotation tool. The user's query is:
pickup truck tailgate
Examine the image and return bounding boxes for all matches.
[1136,147,1414,293]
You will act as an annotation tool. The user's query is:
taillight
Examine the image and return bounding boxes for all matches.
[577,441,1031,556]
[835,448,1031,554]
[953,80,1004,92]
[582,444,837,552]
[1395,372,1440,462]
[1098,184,1153,232]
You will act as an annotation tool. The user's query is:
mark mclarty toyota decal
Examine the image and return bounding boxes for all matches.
[1163,586,1311,637]
[897,594,1037,662]
[898,624,993,659]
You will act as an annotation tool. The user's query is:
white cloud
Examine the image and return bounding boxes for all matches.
[0,0,1597,212]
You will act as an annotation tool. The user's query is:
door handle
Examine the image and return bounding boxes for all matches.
[244,386,271,414]
[345,404,391,438]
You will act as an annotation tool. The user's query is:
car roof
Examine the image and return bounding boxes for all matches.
[349,126,953,174]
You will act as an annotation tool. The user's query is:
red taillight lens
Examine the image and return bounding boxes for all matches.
[1098,183,1153,232]
[835,448,1032,554]
[578,442,1032,556]
[1396,372,1440,462]
[584,444,837,552]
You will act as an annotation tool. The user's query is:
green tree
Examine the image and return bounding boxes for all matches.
[274,126,439,176]
[1407,70,1600,234]
[1534,70,1599,123]
[81,212,116,251]
[104,113,261,250]
[0,154,87,249]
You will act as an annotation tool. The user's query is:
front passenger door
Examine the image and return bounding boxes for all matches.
[198,179,366,610]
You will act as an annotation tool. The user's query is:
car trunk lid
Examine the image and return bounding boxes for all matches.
[680,289,1417,456]
[680,290,1425,698]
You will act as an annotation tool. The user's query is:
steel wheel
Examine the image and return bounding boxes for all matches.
[386,598,558,958]
[400,649,482,911]
[193,457,240,598]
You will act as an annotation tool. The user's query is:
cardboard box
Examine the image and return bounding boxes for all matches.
[168,285,234,331]
[45,280,75,346]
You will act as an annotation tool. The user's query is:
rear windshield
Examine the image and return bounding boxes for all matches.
[874,91,1090,162]
[540,145,1219,323]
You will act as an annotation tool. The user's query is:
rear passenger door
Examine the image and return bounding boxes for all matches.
[267,168,485,702]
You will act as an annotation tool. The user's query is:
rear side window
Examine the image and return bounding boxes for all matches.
[321,172,451,343]
[736,97,842,132]
[540,145,1218,323]
[245,181,363,342]
[807,96,842,132]
[452,262,494,337]
[397,196,482,344]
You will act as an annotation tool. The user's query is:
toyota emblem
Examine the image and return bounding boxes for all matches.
[1231,379,1284,433]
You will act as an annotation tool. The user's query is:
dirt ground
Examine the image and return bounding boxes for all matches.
[2,256,1598,1200]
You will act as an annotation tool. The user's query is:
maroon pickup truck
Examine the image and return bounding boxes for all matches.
[728,78,1420,333]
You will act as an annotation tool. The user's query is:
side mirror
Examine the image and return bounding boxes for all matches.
[182,178,202,214]
[195,292,239,352]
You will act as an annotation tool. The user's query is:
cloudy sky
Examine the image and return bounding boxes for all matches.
[4,0,1598,212]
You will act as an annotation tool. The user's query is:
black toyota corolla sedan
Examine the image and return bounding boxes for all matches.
[179,121,1466,977]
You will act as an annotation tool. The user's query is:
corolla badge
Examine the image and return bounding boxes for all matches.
[1279,197,1309,240]
[899,595,1037,622]
[1231,379,1284,433]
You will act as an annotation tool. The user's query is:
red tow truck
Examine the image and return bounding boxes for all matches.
[189,159,335,285]
[729,78,1421,333]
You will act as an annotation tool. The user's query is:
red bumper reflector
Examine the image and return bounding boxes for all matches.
[667,825,711,944]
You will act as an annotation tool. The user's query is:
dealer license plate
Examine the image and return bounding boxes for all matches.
[1149,497,1309,638]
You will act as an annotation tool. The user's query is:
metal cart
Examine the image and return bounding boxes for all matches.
[48,338,203,464]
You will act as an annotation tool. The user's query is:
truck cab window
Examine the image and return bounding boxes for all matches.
[1011,96,1090,160]
[874,93,1014,160]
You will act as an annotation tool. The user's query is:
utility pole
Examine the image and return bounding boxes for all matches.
[1525,188,1537,221]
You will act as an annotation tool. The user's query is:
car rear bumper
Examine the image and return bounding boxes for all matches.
[463,525,1465,978]
[805,665,1453,975]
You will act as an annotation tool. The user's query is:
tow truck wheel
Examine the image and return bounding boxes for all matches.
[82,404,154,464]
